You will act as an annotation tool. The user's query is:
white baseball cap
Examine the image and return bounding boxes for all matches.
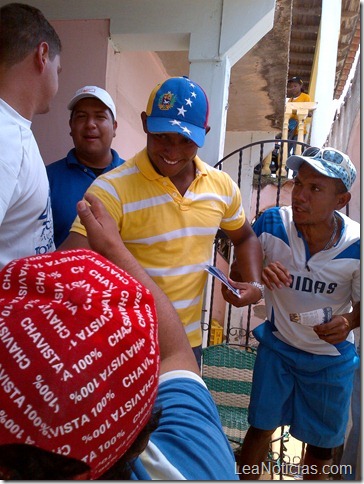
[68,85,116,119]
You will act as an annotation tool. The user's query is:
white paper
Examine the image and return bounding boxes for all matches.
[289,307,332,327]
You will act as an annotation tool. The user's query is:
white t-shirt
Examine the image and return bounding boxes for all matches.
[0,99,54,268]
[254,206,360,356]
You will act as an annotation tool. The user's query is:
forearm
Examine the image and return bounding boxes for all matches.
[344,301,360,330]
[58,231,90,251]
[221,223,263,306]
[233,238,263,283]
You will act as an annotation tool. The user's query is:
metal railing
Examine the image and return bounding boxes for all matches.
[201,138,311,480]
[202,138,309,347]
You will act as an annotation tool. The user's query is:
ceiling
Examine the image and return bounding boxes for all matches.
[288,0,360,99]
[157,0,360,134]
[333,0,360,98]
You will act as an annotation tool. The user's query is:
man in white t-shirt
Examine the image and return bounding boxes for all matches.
[0,3,62,268]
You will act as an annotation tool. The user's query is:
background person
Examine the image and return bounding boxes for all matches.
[0,193,239,480]
[227,147,360,480]
[47,85,125,247]
[60,76,263,365]
[0,2,62,269]
[286,76,312,154]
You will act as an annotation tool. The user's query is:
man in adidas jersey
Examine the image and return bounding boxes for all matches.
[234,147,360,480]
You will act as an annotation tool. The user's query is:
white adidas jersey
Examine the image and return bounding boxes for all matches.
[254,206,360,356]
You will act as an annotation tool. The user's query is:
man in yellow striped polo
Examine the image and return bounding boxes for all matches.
[63,76,263,365]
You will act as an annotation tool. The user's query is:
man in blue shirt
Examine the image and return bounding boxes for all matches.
[0,194,239,480]
[47,86,125,247]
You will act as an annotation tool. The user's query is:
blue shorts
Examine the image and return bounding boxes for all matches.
[248,322,359,448]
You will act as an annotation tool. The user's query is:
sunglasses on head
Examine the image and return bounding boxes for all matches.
[302,147,345,165]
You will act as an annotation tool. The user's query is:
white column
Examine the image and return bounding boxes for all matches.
[189,57,231,166]
[310,0,342,148]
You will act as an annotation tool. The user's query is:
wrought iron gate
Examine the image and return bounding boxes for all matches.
[202,138,309,347]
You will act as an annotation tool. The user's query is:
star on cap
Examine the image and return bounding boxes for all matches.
[191,91,197,98]
[169,119,182,126]
[177,105,187,117]
[185,98,193,107]
[181,126,192,136]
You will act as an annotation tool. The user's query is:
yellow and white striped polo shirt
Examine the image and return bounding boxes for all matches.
[71,148,245,347]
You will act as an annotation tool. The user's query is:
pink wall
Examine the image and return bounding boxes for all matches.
[33,19,169,166]
[106,49,169,160]
[346,111,360,224]
[250,179,294,222]
[33,19,109,165]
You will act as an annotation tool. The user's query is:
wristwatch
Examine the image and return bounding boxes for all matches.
[249,281,265,304]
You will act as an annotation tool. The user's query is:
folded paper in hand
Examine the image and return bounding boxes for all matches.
[205,265,240,298]
[289,307,332,326]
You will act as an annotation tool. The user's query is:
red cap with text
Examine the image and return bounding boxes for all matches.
[0,249,160,479]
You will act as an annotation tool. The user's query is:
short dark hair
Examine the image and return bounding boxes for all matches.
[0,3,62,66]
[101,406,162,479]
[334,177,348,194]
[0,444,90,480]
[0,407,162,479]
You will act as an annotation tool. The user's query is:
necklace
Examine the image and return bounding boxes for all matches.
[322,213,338,251]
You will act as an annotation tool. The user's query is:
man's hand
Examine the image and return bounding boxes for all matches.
[314,302,360,345]
[221,278,263,307]
[77,193,123,258]
[262,261,292,290]
[313,315,352,345]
